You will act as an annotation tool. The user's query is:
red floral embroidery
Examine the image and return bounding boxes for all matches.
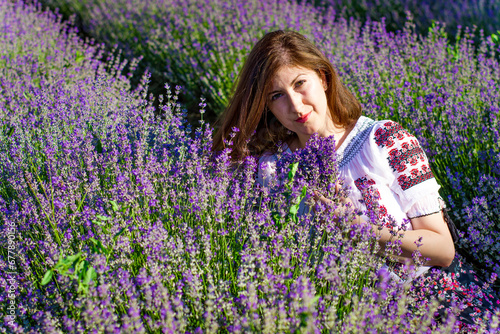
[387,139,426,173]
[354,177,389,223]
[378,204,388,221]
[354,177,379,208]
[374,121,408,148]
[374,121,435,191]
[354,176,376,190]
[397,165,434,191]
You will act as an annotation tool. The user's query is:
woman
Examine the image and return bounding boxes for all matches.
[213,29,454,266]
[213,30,498,325]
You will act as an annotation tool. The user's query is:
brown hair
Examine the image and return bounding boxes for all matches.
[212,30,362,160]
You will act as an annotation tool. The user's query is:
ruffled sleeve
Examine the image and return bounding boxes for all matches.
[370,120,443,218]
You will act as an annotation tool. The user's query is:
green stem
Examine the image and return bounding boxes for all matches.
[24,173,62,247]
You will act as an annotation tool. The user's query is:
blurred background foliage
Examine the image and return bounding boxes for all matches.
[310,0,500,44]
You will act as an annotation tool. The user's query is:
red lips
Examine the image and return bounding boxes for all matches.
[295,111,312,123]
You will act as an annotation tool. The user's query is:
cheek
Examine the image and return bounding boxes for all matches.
[318,93,329,110]
[274,115,288,128]
[270,106,287,123]
[270,111,293,132]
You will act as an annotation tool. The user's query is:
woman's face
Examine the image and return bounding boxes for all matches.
[266,65,336,148]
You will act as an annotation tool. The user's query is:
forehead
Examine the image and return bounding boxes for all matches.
[270,65,318,87]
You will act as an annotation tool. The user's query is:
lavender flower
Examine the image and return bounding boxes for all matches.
[0,0,498,332]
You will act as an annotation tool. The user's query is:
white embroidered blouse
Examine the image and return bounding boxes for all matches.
[257,116,444,276]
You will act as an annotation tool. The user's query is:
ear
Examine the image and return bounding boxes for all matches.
[319,70,327,91]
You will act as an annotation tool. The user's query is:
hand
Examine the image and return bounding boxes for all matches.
[312,182,361,225]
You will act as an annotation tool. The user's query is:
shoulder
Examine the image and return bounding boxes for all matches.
[370,120,428,172]
[339,118,421,167]
[372,120,414,149]
[370,120,436,192]
[370,120,443,217]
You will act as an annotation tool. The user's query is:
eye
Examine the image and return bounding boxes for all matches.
[295,80,305,87]
[271,93,283,101]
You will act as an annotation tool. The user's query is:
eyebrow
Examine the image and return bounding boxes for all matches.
[268,73,306,96]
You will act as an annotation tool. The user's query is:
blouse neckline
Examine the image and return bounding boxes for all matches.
[281,116,375,162]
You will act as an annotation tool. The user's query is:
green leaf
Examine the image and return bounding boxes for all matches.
[41,270,53,285]
[77,283,87,294]
[299,185,307,202]
[77,261,89,281]
[38,52,47,64]
[65,252,83,265]
[54,262,68,273]
[288,162,299,181]
[96,214,110,221]
[75,258,85,275]
[22,91,33,100]
[289,203,300,215]
[76,191,87,212]
[75,50,85,63]
[299,311,309,327]
[92,219,105,226]
[89,237,107,254]
[56,252,82,273]
[289,186,307,216]
[110,200,119,212]
[271,211,282,224]
[4,125,14,137]
[84,267,97,285]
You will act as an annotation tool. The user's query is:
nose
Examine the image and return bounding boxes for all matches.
[288,91,303,113]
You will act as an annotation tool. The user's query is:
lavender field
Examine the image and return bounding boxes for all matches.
[1,0,499,332]
[310,0,500,45]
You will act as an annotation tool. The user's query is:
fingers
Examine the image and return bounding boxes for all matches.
[313,189,352,207]
[313,191,333,205]
[335,181,341,194]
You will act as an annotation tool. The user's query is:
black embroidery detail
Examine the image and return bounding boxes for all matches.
[378,205,388,221]
[374,121,408,148]
[408,210,441,219]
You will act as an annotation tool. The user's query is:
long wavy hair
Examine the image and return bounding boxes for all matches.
[212,30,362,160]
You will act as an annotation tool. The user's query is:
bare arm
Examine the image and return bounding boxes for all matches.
[372,211,455,267]
[317,192,455,267]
